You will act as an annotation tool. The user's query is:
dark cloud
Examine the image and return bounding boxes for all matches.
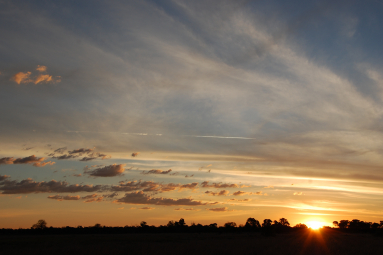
[50,147,110,161]
[232,191,262,196]
[185,174,194,178]
[0,175,10,182]
[201,181,239,188]
[142,169,172,175]
[131,152,139,157]
[85,164,125,177]
[0,178,103,194]
[115,191,207,206]
[111,181,198,192]
[48,195,81,201]
[205,190,229,196]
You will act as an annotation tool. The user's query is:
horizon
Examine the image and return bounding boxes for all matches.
[1,0,383,229]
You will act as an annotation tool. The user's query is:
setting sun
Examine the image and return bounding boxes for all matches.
[306,221,324,230]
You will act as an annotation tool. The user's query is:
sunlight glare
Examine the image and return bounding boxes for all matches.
[306,221,324,230]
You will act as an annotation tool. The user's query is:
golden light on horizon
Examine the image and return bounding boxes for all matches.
[306,221,325,230]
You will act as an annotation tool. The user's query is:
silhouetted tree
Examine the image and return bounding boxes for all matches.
[167,221,175,227]
[31,219,47,229]
[262,219,272,228]
[293,223,308,229]
[209,223,218,228]
[224,222,237,228]
[333,221,338,228]
[245,218,260,228]
[338,220,349,229]
[279,218,290,226]
[93,223,102,228]
[140,221,148,228]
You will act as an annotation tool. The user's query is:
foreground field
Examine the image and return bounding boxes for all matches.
[2,229,383,255]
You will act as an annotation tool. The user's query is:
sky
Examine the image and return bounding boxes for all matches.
[1,0,383,229]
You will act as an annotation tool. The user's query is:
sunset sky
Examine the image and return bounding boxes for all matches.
[1,0,383,229]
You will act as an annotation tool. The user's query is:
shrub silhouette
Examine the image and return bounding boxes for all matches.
[31,219,47,229]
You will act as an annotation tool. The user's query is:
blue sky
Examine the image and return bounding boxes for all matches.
[1,0,383,228]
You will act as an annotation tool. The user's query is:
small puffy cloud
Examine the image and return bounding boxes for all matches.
[69,148,93,155]
[11,72,32,84]
[294,192,303,195]
[36,65,47,72]
[85,164,125,177]
[0,178,103,194]
[205,190,229,196]
[50,147,110,161]
[73,174,82,177]
[115,191,207,206]
[139,207,154,210]
[48,195,81,201]
[34,74,52,84]
[111,181,198,193]
[207,207,231,212]
[131,152,139,157]
[264,185,274,189]
[142,169,172,175]
[233,191,248,196]
[174,208,200,211]
[201,181,239,188]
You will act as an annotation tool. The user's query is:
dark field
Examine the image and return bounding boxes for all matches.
[2,229,383,255]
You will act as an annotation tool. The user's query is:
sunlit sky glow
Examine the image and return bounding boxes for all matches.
[1,0,383,229]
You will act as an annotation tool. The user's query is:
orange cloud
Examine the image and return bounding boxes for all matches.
[36,65,47,72]
[33,161,55,167]
[34,74,52,84]
[11,72,32,84]
[0,155,53,167]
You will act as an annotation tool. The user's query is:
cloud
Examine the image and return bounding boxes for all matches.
[139,207,154,210]
[34,74,52,84]
[36,65,47,72]
[0,155,53,167]
[111,181,198,192]
[227,198,251,202]
[48,195,81,201]
[50,147,110,161]
[73,174,82,177]
[264,185,274,189]
[205,190,229,196]
[131,152,139,157]
[233,191,248,196]
[11,72,32,84]
[115,191,207,206]
[85,164,126,177]
[233,191,264,196]
[33,161,55,167]
[10,66,60,84]
[201,181,239,188]
[0,175,10,182]
[142,169,172,175]
[174,208,200,211]
[207,207,231,212]
[0,178,103,194]
[294,192,303,195]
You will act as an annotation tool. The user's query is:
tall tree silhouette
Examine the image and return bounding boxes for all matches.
[31,219,47,229]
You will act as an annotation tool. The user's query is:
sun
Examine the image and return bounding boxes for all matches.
[306,221,324,230]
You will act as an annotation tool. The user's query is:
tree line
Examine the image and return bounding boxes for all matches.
[1,218,382,235]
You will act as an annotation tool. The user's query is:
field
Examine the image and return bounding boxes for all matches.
[2,229,383,255]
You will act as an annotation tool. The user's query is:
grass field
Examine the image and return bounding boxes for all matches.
[2,229,383,255]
